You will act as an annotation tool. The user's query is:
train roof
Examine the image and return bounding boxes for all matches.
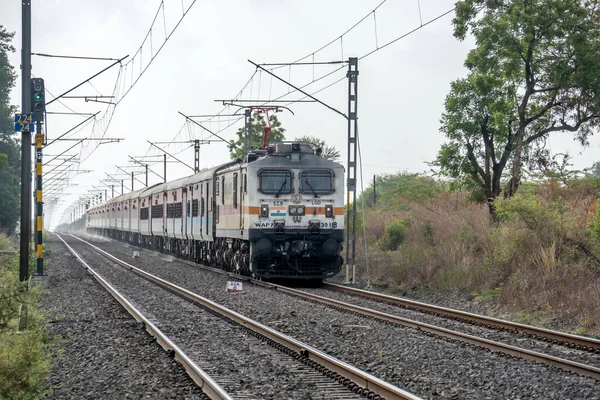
[247,152,344,170]
[120,188,147,201]
[137,182,167,197]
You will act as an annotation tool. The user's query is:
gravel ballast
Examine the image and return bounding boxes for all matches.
[298,287,600,368]
[62,235,367,400]
[43,234,207,399]
[81,233,600,399]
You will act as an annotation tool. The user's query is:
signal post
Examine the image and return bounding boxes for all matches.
[32,78,46,276]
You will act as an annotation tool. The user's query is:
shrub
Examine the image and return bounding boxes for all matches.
[0,233,13,251]
[353,181,600,335]
[0,254,50,398]
[379,219,410,251]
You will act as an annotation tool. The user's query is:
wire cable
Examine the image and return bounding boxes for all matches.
[360,7,455,60]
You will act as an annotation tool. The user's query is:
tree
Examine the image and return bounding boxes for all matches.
[295,135,341,162]
[228,111,285,160]
[437,0,600,215]
[0,26,19,234]
[591,161,600,177]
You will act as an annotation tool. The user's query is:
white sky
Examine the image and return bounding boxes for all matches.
[3,0,599,228]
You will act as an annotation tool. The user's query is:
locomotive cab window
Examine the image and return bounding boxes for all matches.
[259,170,292,195]
[300,170,334,195]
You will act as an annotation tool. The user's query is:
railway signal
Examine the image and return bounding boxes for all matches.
[31,78,45,123]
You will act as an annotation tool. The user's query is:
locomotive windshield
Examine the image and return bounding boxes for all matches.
[259,170,292,195]
[300,170,333,195]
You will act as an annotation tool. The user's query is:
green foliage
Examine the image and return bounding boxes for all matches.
[358,172,441,210]
[0,254,50,398]
[438,0,600,213]
[472,285,502,301]
[0,26,19,234]
[228,111,285,160]
[379,218,410,251]
[0,233,12,251]
[294,135,341,162]
[591,161,600,177]
[494,192,563,233]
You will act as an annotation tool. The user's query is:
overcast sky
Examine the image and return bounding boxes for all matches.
[3,0,600,228]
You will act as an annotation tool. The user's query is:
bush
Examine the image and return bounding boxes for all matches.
[0,233,13,251]
[0,254,50,398]
[354,182,600,335]
[379,219,410,251]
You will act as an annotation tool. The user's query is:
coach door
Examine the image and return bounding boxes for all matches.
[182,188,188,240]
[239,171,244,230]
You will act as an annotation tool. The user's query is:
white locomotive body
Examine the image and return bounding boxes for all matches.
[87,142,344,280]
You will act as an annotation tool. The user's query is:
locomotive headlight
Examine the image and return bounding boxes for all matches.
[289,205,304,216]
[325,204,333,218]
[260,204,269,218]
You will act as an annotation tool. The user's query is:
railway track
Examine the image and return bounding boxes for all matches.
[56,234,227,400]
[321,282,600,353]
[60,234,420,400]
[277,283,600,380]
[74,233,600,382]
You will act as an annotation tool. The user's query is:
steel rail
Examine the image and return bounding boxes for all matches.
[323,283,600,353]
[71,234,600,381]
[68,234,421,400]
[264,283,600,381]
[55,234,232,400]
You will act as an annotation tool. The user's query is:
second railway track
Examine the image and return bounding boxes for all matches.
[59,233,419,400]
[321,282,600,353]
[71,233,600,399]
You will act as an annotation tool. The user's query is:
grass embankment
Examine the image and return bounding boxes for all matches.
[355,173,600,336]
[0,233,51,398]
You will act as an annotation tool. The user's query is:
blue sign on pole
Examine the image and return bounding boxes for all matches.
[14,113,35,133]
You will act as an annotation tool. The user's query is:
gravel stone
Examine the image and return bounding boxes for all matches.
[62,235,366,400]
[81,233,600,400]
[43,234,207,399]
[297,287,600,368]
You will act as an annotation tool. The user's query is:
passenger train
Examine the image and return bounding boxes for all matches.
[86,142,345,280]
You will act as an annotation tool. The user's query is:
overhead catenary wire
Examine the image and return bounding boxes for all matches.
[51,1,199,227]
[360,7,455,60]
[56,1,454,227]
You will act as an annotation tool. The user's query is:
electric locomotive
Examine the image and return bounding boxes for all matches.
[86,141,345,280]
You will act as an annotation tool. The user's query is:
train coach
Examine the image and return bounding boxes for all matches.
[87,142,345,280]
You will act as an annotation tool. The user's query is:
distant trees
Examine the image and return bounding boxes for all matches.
[228,111,285,160]
[227,111,343,164]
[0,26,19,234]
[436,0,600,216]
[294,135,341,162]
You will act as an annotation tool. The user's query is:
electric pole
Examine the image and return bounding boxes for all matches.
[19,0,32,282]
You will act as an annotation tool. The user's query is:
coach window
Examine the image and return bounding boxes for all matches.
[259,170,292,195]
[233,173,238,208]
[300,170,334,195]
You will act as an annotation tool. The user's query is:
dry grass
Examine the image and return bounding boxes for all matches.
[354,181,600,335]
